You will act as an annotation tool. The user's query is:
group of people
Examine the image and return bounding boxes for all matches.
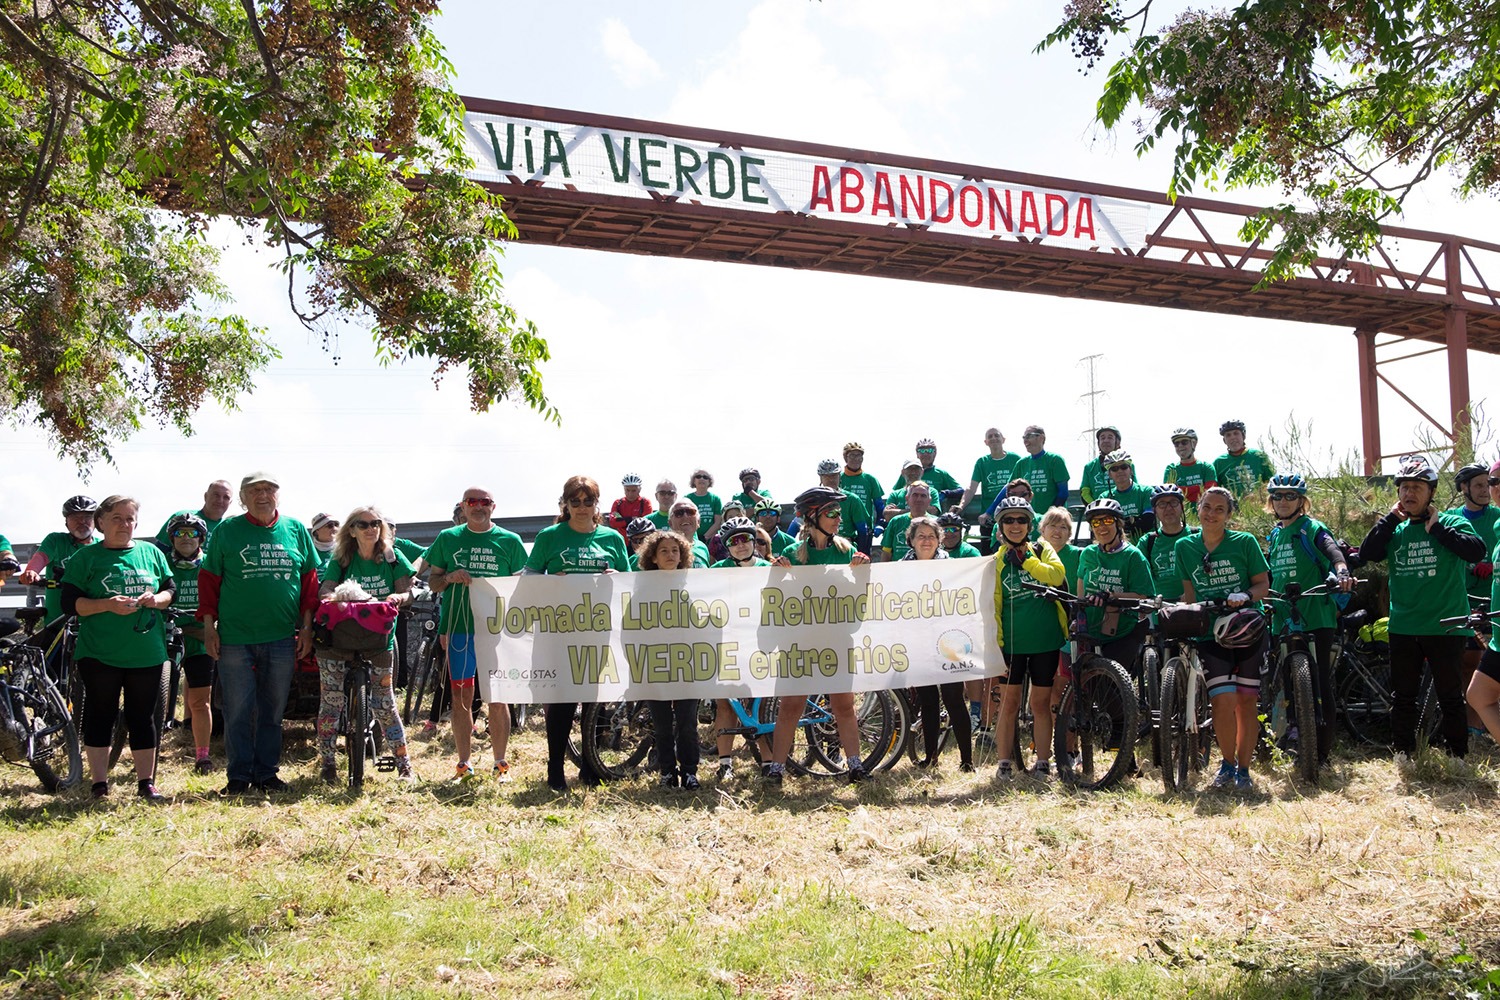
[8,417,1500,799]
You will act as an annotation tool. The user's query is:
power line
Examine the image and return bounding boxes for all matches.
[1077,353,1105,439]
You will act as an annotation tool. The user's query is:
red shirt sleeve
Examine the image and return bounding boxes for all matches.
[197,569,222,621]
[299,568,320,616]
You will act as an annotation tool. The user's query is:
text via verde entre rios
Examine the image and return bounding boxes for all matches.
[484,581,979,685]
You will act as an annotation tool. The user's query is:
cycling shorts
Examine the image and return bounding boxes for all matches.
[181,652,214,689]
[1002,650,1061,688]
[1478,647,1500,683]
[447,633,478,683]
[1199,635,1267,698]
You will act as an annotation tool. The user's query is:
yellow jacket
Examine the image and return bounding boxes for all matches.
[992,538,1069,650]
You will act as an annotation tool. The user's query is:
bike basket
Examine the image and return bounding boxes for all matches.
[312,600,397,656]
[1158,602,1211,639]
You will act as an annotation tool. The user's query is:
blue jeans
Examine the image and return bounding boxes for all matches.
[218,639,295,783]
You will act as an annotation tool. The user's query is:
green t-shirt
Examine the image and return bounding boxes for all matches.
[1106,483,1156,538]
[1174,530,1270,637]
[837,493,870,539]
[1266,516,1339,633]
[997,548,1067,654]
[967,453,1021,514]
[691,539,711,568]
[424,524,527,634]
[1446,505,1500,602]
[38,531,98,621]
[1013,452,1070,508]
[1381,513,1479,634]
[322,549,417,650]
[710,557,772,568]
[1076,543,1156,639]
[1488,545,1500,653]
[784,539,858,566]
[687,492,722,540]
[154,508,225,547]
[525,523,630,575]
[1140,527,1196,603]
[202,515,321,645]
[839,471,885,518]
[889,466,961,495]
[1056,543,1084,592]
[0,533,10,553]
[944,541,983,559]
[767,530,798,558]
[646,510,670,529]
[1162,460,1216,505]
[63,542,173,669]
[393,537,427,565]
[1213,449,1275,496]
[168,558,206,658]
[732,489,771,510]
[883,513,914,561]
[1081,456,1137,504]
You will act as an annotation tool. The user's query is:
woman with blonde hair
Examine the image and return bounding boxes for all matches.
[316,505,416,783]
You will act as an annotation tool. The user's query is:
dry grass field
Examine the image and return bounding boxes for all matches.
[2,718,1498,999]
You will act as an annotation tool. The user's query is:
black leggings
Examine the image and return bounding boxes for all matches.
[78,657,161,750]
[544,702,601,785]
[649,699,701,777]
[1389,633,1468,756]
[1099,622,1145,679]
[916,682,972,766]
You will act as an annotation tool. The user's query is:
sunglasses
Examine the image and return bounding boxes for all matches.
[170,527,203,538]
[352,519,381,530]
[727,534,754,547]
[818,506,843,519]
[1107,465,1131,473]
[464,497,495,507]
[567,497,598,508]
[941,526,961,533]
[1022,432,1042,439]
[671,509,697,517]
[1270,493,1301,502]
[1088,516,1119,527]
[1489,478,1500,487]
[916,447,936,454]
[1000,516,1030,526]
[692,475,709,481]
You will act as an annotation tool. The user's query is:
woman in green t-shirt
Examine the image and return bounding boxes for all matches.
[763,487,872,784]
[687,468,724,543]
[60,495,174,802]
[636,528,705,789]
[903,515,974,772]
[525,476,631,792]
[708,518,771,780]
[316,506,416,785]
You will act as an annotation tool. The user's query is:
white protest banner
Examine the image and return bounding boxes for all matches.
[466,558,1003,704]
[462,111,1149,251]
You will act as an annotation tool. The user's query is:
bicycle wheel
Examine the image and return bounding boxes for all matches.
[348,674,370,789]
[877,690,911,773]
[754,696,820,776]
[1417,677,1443,751]
[809,690,895,774]
[1140,644,1163,767]
[1053,655,1137,791]
[24,667,83,792]
[108,662,169,772]
[1337,650,1393,746]
[1290,652,1319,783]
[403,637,445,730]
[1158,656,1214,793]
[581,700,654,778]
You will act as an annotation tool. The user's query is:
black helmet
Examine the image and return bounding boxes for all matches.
[1084,497,1125,521]
[62,495,98,516]
[1394,454,1439,486]
[936,510,966,529]
[1455,463,1488,489]
[739,467,760,481]
[165,512,209,539]
[1150,483,1185,507]
[718,516,757,542]
[1218,419,1247,435]
[794,486,846,518]
[626,517,656,540]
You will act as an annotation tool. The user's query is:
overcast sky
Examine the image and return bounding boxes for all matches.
[5,0,1499,543]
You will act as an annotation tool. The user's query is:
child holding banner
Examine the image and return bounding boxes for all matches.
[636,528,704,789]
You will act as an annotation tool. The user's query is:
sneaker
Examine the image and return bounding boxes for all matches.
[995,760,1014,781]
[421,720,438,736]
[659,773,679,789]
[396,757,414,781]
[1031,760,1052,780]
[91,781,109,799]
[975,729,997,750]
[761,764,783,786]
[1234,766,1254,791]
[220,779,251,796]
[256,776,289,793]
[847,764,869,784]
[137,781,166,803]
[1394,751,1415,772]
[959,761,976,773]
[682,774,701,790]
[1211,760,1237,788]
[194,758,215,775]
[320,762,339,785]
[453,762,475,782]
[1279,725,1300,751]
[547,772,567,793]
[715,762,733,783]
[491,760,511,782]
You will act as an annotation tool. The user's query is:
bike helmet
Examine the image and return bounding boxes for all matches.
[1150,483,1185,507]
[1213,608,1267,649]
[62,495,98,516]
[1170,427,1198,443]
[620,473,643,487]
[816,458,840,476]
[915,437,936,449]
[165,512,209,539]
[722,499,747,518]
[1103,448,1132,467]
[1095,425,1122,442]
[1455,463,1488,489]
[794,486,846,518]
[739,467,760,481]
[1084,497,1124,522]
[1218,419,1247,435]
[995,495,1034,516]
[753,499,781,518]
[718,516,757,543]
[1268,473,1308,495]
[936,510,967,529]
[1394,454,1439,486]
[842,441,864,455]
[626,517,656,541]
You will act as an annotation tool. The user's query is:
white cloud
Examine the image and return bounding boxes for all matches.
[600,18,662,88]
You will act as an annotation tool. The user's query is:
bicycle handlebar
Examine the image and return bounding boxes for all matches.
[1438,608,1500,629]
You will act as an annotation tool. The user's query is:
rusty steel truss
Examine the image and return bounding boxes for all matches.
[464,99,1500,471]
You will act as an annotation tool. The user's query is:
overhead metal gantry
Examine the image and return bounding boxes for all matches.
[460,99,1500,472]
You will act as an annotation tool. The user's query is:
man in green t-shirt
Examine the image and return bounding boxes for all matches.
[1080,426,1136,504]
[0,532,13,586]
[838,442,885,554]
[890,437,962,504]
[957,427,1021,521]
[667,500,713,567]
[426,485,528,782]
[881,482,935,562]
[199,471,321,795]
[753,500,798,558]
[732,468,772,511]
[17,495,100,627]
[1162,428,1217,507]
[884,459,926,520]
[154,479,233,546]
[1010,425,1070,511]
[1101,449,1156,541]
[1212,419,1275,496]
[1446,462,1500,733]
[648,480,677,529]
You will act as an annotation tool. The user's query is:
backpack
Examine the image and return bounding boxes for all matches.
[1269,519,1352,609]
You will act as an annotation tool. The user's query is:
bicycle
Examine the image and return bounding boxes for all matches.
[1020,582,1140,790]
[1152,598,1226,794]
[1332,608,1393,746]
[342,647,399,789]
[0,625,83,792]
[1263,581,1339,783]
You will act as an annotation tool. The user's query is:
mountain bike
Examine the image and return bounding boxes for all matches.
[342,647,398,790]
[1263,581,1338,783]
[1332,608,1393,746]
[0,626,82,792]
[1152,598,1225,794]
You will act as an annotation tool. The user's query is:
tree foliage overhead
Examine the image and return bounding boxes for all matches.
[1041,1,1500,277]
[1,0,552,464]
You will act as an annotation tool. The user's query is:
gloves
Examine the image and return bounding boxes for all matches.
[1227,591,1251,606]
[1084,592,1108,608]
[1005,545,1027,568]
[1476,562,1494,580]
